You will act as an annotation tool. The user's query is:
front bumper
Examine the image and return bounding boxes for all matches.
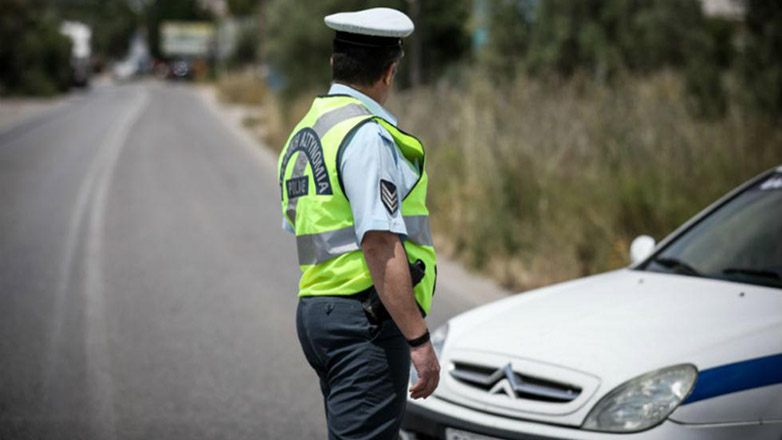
[402,399,559,440]
[402,396,779,440]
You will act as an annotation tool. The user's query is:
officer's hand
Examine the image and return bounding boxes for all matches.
[409,341,440,399]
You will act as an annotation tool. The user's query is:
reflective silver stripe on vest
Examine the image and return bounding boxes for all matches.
[296,215,432,265]
[285,103,372,228]
[311,103,371,138]
[403,215,433,246]
[297,225,360,265]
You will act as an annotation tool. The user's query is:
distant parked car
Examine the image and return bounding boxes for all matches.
[167,59,193,81]
[71,57,91,87]
[402,165,782,440]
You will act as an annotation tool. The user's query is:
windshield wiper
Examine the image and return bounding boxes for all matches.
[721,267,782,281]
[651,257,701,276]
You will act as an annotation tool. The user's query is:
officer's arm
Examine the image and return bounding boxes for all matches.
[363,231,440,399]
[342,122,439,397]
[362,231,427,338]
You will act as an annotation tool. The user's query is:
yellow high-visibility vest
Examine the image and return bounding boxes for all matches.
[278,94,437,314]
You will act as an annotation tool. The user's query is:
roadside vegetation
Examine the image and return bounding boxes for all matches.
[393,71,780,289]
[218,0,782,290]
[0,2,73,96]
[216,70,267,106]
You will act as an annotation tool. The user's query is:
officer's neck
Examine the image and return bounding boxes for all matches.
[340,82,388,106]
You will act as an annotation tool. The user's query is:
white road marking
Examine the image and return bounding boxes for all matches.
[44,117,107,401]
[84,89,148,439]
[44,87,148,439]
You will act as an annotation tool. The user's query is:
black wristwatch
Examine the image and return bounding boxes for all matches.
[407,330,430,348]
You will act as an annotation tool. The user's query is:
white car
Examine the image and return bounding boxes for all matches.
[402,165,782,440]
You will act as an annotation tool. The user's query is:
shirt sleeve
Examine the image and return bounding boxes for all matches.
[281,217,294,234]
[340,122,407,246]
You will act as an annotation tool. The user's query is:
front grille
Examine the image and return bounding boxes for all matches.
[450,362,581,403]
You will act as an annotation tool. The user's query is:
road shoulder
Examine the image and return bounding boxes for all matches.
[0,96,68,135]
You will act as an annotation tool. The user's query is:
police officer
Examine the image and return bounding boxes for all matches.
[277,7,440,440]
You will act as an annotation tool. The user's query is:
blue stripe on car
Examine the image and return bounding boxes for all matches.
[682,353,782,405]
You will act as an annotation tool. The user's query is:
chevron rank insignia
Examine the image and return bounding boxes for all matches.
[380,179,399,215]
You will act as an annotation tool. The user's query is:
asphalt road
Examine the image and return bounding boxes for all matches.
[0,82,506,439]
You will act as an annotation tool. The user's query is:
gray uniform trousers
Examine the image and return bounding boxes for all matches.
[296,295,410,440]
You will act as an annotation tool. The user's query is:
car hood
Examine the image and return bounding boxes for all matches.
[448,270,782,380]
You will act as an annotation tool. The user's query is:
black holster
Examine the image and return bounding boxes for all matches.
[360,259,426,324]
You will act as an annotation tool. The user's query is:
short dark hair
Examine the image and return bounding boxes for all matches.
[331,35,403,87]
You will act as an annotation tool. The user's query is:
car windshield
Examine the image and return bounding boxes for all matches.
[642,171,782,289]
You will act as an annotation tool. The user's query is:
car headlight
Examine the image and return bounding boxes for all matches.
[410,322,449,384]
[583,364,697,433]
[431,322,449,358]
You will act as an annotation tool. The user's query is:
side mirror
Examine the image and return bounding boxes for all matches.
[630,235,656,265]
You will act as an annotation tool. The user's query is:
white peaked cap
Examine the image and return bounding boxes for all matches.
[324,7,414,38]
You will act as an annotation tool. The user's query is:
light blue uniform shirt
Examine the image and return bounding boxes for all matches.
[282,84,421,246]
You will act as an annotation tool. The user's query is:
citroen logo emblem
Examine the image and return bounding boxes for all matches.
[488,364,518,399]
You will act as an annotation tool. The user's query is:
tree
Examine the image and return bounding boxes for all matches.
[525,0,711,80]
[263,0,470,97]
[230,21,259,66]
[0,0,72,95]
[415,0,471,84]
[738,0,782,118]
[227,0,258,17]
[478,0,536,79]
[56,0,139,60]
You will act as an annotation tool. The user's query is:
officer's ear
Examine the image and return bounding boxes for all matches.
[382,62,398,87]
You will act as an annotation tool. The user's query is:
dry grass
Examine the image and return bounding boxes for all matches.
[216,69,314,152]
[264,92,318,152]
[389,71,782,290]
[215,70,267,106]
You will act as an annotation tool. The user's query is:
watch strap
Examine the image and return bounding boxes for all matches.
[407,330,430,347]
